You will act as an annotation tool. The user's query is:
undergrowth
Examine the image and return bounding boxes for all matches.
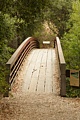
[66,78,80,98]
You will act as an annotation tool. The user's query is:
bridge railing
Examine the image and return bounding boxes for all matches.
[55,37,66,96]
[6,37,39,92]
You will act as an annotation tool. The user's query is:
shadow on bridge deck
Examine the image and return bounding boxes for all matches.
[12,48,60,95]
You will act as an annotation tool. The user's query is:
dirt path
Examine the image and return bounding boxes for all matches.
[0,50,80,120]
[0,93,80,120]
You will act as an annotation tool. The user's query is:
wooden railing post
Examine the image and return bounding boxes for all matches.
[60,64,66,96]
[55,37,66,97]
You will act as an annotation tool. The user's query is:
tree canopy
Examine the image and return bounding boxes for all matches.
[61,0,80,69]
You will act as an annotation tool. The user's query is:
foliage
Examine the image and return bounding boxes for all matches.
[44,0,72,37]
[33,21,54,47]
[66,78,80,97]
[0,12,15,95]
[61,0,80,69]
[61,0,80,97]
[0,0,50,95]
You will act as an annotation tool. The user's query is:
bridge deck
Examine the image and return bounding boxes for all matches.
[12,48,58,94]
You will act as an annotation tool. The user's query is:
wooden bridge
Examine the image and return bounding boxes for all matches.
[6,37,66,97]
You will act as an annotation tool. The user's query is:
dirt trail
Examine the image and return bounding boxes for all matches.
[0,93,80,120]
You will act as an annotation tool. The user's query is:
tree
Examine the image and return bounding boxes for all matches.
[0,12,16,95]
[0,0,50,95]
[61,0,80,69]
[44,0,72,37]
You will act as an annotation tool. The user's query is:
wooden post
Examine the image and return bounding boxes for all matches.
[60,64,66,96]
[54,38,56,48]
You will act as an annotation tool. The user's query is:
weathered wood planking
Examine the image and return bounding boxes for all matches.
[29,50,42,92]
[37,49,48,92]
[22,49,40,92]
[22,49,56,93]
[51,49,56,93]
[45,49,53,93]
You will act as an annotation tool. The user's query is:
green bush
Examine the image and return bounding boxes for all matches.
[66,78,80,97]
[0,13,16,95]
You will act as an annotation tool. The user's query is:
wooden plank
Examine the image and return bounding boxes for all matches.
[29,77,38,92]
[29,50,43,92]
[45,77,52,93]
[45,49,53,93]
[37,49,48,92]
[56,37,65,64]
[37,76,45,93]
[22,49,40,92]
[51,49,56,93]
[24,49,37,68]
